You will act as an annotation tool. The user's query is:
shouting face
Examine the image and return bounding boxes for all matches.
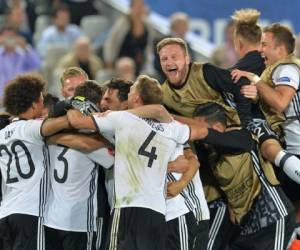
[159,43,190,86]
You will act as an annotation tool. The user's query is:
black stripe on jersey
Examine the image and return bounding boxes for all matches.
[91,116,101,133]
[40,118,48,137]
[37,143,50,250]
[167,173,194,211]
[87,165,97,233]
[185,179,202,221]
[250,149,287,218]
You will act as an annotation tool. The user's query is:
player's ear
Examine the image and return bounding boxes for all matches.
[32,100,39,110]
[135,94,142,104]
[185,53,190,65]
[211,121,225,133]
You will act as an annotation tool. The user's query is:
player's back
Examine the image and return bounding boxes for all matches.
[45,145,114,232]
[106,112,189,215]
[0,119,46,219]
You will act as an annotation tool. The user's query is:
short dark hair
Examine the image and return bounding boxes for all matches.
[51,3,70,18]
[105,78,133,102]
[43,93,59,116]
[74,80,103,104]
[263,23,295,54]
[0,112,11,130]
[193,103,227,126]
[135,75,163,105]
[4,74,45,116]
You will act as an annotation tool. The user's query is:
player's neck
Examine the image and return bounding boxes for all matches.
[239,44,260,57]
[17,109,35,120]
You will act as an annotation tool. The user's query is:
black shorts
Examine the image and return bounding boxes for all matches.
[207,200,236,250]
[105,207,167,250]
[0,214,41,250]
[166,212,209,250]
[247,118,279,145]
[45,226,96,250]
[230,211,295,250]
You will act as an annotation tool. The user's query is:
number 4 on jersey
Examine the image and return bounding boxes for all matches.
[138,131,158,168]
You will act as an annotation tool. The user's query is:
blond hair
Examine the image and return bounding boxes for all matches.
[60,67,88,86]
[135,75,163,105]
[156,37,189,55]
[231,8,261,44]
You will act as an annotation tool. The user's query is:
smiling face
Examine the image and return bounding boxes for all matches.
[159,43,190,86]
[61,75,86,98]
[260,32,283,66]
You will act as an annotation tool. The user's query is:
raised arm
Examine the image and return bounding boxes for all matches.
[127,104,173,123]
[48,133,108,153]
[41,115,72,137]
[231,68,296,112]
[173,115,208,141]
[67,109,96,131]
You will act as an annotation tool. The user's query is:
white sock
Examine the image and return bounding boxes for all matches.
[274,150,300,184]
[274,150,286,167]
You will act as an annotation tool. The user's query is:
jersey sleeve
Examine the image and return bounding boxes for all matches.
[202,128,254,154]
[273,64,300,90]
[92,111,124,138]
[171,121,190,144]
[24,119,44,142]
[87,148,114,169]
[169,144,184,161]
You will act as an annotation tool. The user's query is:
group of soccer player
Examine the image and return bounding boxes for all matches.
[0,7,300,250]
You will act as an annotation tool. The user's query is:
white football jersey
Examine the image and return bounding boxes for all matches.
[272,64,300,154]
[0,119,47,219]
[166,145,209,222]
[44,146,114,232]
[93,111,190,215]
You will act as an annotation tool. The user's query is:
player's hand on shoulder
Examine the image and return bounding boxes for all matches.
[66,109,83,127]
[241,83,258,101]
[231,69,253,83]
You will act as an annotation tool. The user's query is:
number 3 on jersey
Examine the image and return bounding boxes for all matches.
[138,131,157,168]
[54,147,69,183]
